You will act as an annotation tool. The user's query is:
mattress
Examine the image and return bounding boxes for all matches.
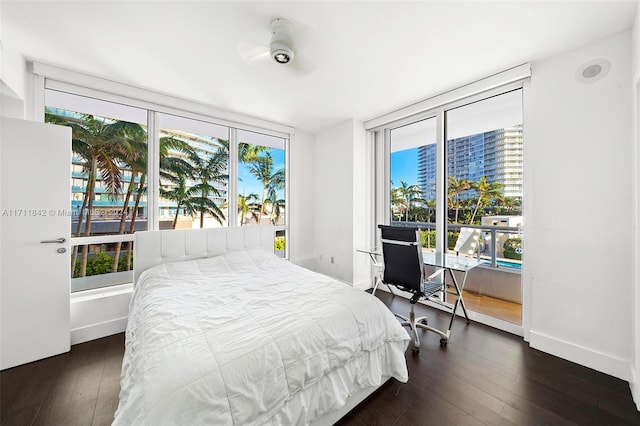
[113,249,410,425]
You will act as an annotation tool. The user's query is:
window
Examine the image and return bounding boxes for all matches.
[158,113,230,230]
[237,130,286,227]
[237,130,287,257]
[376,84,525,328]
[45,90,148,291]
[390,118,437,246]
[445,90,523,258]
[42,75,292,291]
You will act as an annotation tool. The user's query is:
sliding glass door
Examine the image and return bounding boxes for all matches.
[381,86,524,329]
[445,89,523,325]
[390,117,437,235]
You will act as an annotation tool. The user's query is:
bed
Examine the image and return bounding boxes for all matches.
[113,226,410,425]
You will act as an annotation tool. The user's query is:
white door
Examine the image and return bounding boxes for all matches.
[1,117,71,370]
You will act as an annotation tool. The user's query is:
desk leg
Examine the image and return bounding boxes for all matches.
[458,271,471,321]
[372,276,382,295]
[451,270,470,321]
[369,254,396,297]
[446,269,470,333]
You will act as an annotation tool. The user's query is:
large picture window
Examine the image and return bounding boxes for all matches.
[158,114,230,230]
[44,86,290,292]
[237,130,286,227]
[45,90,148,291]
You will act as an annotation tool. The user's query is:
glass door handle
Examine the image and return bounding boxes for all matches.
[40,237,66,244]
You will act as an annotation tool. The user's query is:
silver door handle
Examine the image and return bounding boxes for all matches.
[40,237,66,244]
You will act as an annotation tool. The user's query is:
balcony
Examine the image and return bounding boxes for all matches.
[390,220,522,325]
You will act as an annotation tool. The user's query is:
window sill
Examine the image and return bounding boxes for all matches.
[70,282,133,303]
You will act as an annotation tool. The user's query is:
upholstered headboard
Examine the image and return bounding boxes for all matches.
[134,226,275,284]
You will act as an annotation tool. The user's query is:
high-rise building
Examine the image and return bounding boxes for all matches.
[418,125,523,200]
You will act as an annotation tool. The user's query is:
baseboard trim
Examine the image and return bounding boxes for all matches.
[352,279,371,291]
[529,330,631,381]
[630,365,640,410]
[70,317,128,345]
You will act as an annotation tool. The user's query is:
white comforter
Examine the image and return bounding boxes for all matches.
[114,249,409,425]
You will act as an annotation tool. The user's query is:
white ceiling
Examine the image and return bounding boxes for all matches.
[1,1,638,134]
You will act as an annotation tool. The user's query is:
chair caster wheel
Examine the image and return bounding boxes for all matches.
[439,339,448,347]
[412,346,420,353]
[419,318,428,325]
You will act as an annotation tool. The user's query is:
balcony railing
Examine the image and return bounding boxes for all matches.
[390,220,522,269]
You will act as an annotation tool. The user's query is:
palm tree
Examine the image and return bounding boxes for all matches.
[499,196,522,214]
[46,112,127,277]
[392,180,423,221]
[390,181,407,220]
[246,152,284,223]
[447,176,470,224]
[237,193,261,225]
[468,176,504,224]
[161,175,199,229]
[238,142,267,163]
[265,168,285,224]
[110,122,147,272]
[190,148,227,227]
[115,135,198,270]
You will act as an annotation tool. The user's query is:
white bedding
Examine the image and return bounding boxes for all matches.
[114,249,410,425]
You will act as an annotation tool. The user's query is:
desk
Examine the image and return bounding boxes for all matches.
[357,248,485,345]
[422,252,485,344]
[357,247,401,296]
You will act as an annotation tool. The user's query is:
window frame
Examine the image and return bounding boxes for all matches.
[33,63,293,291]
[369,72,529,336]
[373,81,526,253]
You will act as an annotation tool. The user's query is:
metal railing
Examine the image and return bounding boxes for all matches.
[390,221,522,268]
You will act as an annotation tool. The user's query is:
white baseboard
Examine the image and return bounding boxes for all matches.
[630,365,640,410]
[71,316,128,345]
[352,279,371,291]
[529,330,631,381]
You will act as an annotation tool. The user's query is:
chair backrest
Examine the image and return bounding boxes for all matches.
[454,227,481,257]
[378,225,424,292]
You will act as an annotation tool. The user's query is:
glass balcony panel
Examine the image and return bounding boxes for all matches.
[71,242,135,292]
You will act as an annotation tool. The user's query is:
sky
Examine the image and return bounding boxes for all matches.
[238,146,412,199]
[391,147,419,188]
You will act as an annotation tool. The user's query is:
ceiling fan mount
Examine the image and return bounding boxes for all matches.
[269,18,294,64]
[237,16,317,75]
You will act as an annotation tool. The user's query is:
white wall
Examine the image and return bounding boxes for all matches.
[289,130,316,266]
[311,120,355,283]
[0,41,27,118]
[352,121,371,290]
[526,31,634,380]
[631,1,640,408]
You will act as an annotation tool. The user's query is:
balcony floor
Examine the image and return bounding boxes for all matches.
[457,289,522,325]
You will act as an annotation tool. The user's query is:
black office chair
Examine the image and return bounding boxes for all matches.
[378,225,447,351]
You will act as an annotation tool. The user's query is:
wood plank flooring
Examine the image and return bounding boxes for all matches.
[2,292,639,425]
[1,334,123,426]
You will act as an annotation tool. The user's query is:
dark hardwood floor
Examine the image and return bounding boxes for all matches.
[2,292,639,425]
[1,333,123,426]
